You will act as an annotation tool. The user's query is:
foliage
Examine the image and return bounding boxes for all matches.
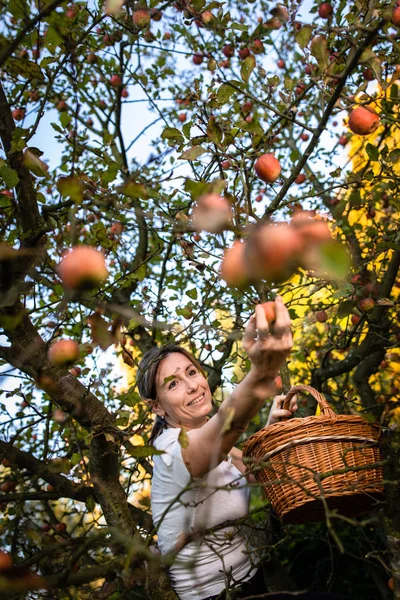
[0,0,399,598]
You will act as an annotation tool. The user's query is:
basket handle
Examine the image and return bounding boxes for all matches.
[281,384,337,421]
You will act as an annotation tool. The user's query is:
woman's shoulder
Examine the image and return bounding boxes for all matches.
[153,427,180,450]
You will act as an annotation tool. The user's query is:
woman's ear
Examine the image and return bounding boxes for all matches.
[148,400,165,417]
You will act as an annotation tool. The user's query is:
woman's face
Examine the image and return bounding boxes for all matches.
[152,353,213,430]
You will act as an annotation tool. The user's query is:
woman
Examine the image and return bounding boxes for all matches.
[136,298,300,599]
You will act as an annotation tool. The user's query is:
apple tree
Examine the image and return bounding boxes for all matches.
[0,0,399,598]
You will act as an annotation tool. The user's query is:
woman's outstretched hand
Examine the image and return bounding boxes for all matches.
[265,393,298,426]
[242,296,293,382]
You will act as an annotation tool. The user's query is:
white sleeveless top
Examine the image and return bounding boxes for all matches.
[151,428,258,600]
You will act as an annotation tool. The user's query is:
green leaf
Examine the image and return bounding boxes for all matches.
[60,112,72,129]
[311,35,329,68]
[295,25,312,49]
[161,127,184,142]
[6,57,45,81]
[56,176,85,203]
[71,453,81,467]
[217,83,236,105]
[184,178,209,200]
[316,241,351,281]
[240,55,256,84]
[179,146,207,161]
[178,427,189,449]
[366,143,379,161]
[337,300,356,319]
[119,180,148,199]
[127,445,164,458]
[0,165,19,188]
[187,288,198,300]
[389,148,400,163]
[206,116,223,145]
[85,495,96,512]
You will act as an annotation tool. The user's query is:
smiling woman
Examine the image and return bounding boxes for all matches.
[135,299,308,599]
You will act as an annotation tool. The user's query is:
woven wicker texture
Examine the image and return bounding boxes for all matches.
[242,385,384,524]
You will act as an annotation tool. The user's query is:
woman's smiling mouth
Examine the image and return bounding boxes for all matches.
[187,393,205,407]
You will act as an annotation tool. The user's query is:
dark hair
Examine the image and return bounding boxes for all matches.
[136,344,206,444]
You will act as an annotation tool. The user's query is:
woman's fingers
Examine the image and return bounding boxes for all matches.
[254,303,271,340]
[272,296,291,338]
[243,314,257,349]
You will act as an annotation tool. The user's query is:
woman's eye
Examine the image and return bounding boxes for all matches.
[189,369,197,376]
[169,380,177,389]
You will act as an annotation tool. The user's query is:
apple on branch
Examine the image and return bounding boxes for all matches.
[57,246,108,289]
[255,154,281,183]
[48,339,80,366]
[348,106,380,135]
[192,194,232,233]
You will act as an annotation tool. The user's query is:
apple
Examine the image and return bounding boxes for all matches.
[388,577,394,592]
[277,59,285,69]
[1,458,11,467]
[250,39,264,54]
[87,52,97,64]
[300,132,309,141]
[86,117,94,127]
[392,6,400,26]
[193,53,204,65]
[291,212,331,244]
[109,74,122,87]
[132,9,150,28]
[238,47,250,59]
[295,174,306,184]
[220,59,230,69]
[48,339,79,366]
[260,301,276,324]
[201,10,215,26]
[192,194,232,233]
[69,366,81,377]
[56,100,68,112]
[221,240,249,287]
[57,246,108,289]
[121,88,129,98]
[222,45,235,58]
[221,160,231,169]
[0,551,13,571]
[110,222,124,235]
[150,8,162,21]
[359,297,375,312]
[363,68,375,81]
[255,154,281,183]
[246,222,303,282]
[0,481,16,492]
[295,82,306,95]
[316,310,328,323]
[12,108,25,121]
[241,101,253,114]
[318,3,333,18]
[348,106,380,135]
[178,113,187,123]
[205,343,212,351]
[29,90,40,102]
[351,314,361,325]
[274,375,283,390]
[55,522,67,533]
[255,194,262,202]
[338,135,348,146]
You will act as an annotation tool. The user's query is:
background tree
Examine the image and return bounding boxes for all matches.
[0,0,399,598]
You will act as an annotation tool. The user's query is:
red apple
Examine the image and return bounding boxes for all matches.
[351,314,361,325]
[246,222,303,282]
[150,8,162,21]
[55,522,67,533]
[12,108,25,121]
[221,240,249,287]
[222,45,235,58]
[1,458,11,467]
[192,194,232,233]
[348,106,380,135]
[295,174,306,184]
[132,9,150,28]
[48,339,79,366]
[300,132,309,141]
[241,101,253,114]
[221,160,231,169]
[193,53,204,65]
[359,297,375,312]
[250,39,264,54]
[57,246,108,289]
[316,310,328,323]
[274,375,283,390]
[69,366,81,377]
[255,154,281,183]
[87,52,97,64]
[178,113,187,123]
[109,74,122,87]
[363,68,375,81]
[0,481,16,492]
[0,551,13,571]
[121,88,129,98]
[238,47,250,59]
[277,59,285,69]
[392,6,400,26]
[260,301,276,324]
[318,3,333,18]
[110,222,124,235]
[56,100,68,112]
[338,135,348,146]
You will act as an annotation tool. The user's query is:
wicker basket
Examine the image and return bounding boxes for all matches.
[242,385,385,524]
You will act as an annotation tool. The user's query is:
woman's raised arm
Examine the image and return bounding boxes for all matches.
[181,296,293,478]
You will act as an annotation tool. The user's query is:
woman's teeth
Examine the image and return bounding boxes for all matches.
[188,393,204,406]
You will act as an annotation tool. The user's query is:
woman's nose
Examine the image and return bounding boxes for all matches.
[186,378,198,392]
